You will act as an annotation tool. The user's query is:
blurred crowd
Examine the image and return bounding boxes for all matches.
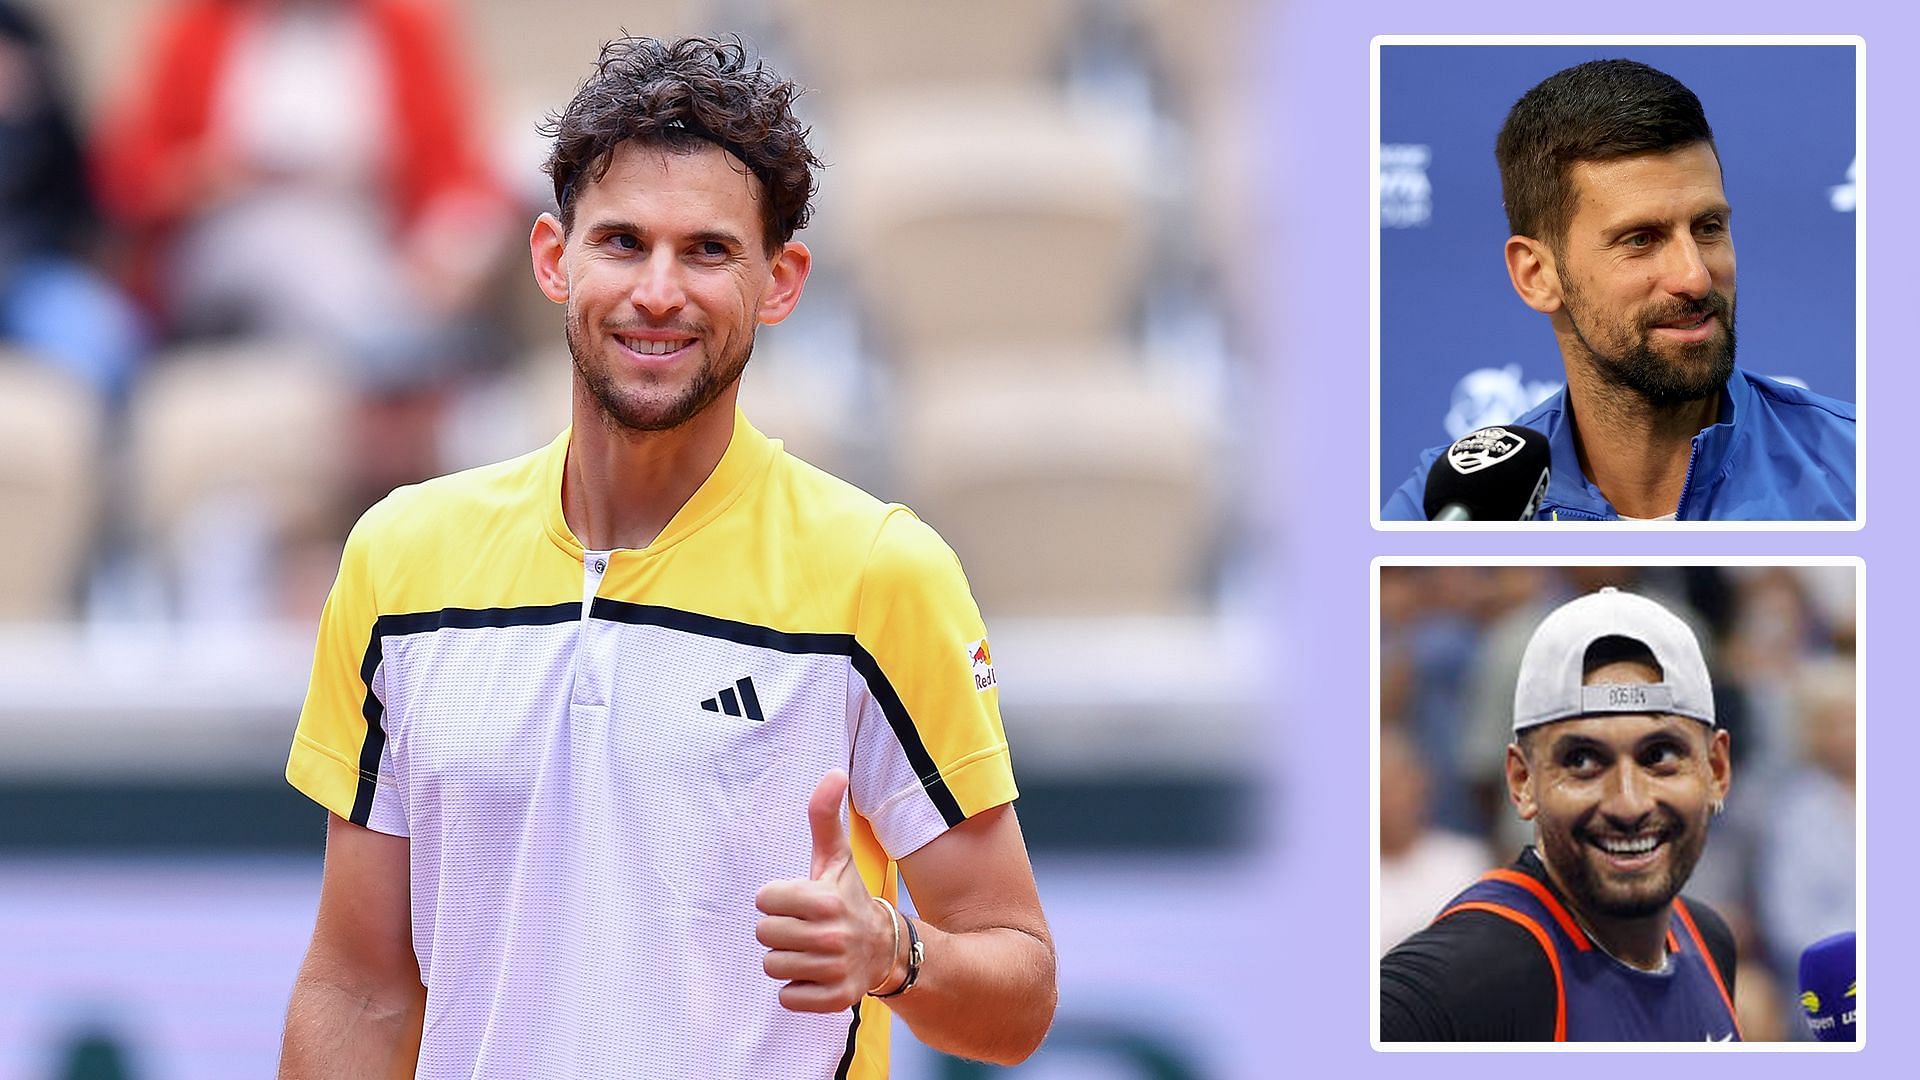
[1377,564,1858,1042]
[0,0,1253,628]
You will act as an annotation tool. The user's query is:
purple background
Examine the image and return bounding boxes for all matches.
[1259,0,1905,1071]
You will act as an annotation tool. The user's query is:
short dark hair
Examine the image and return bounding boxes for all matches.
[540,36,819,251]
[1495,59,1716,250]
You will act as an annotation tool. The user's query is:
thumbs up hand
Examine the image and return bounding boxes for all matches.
[755,771,901,1012]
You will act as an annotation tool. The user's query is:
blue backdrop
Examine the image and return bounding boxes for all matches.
[1377,44,1857,504]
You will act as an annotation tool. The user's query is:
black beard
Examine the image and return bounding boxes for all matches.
[565,309,752,433]
[1537,809,1707,921]
[1563,287,1737,407]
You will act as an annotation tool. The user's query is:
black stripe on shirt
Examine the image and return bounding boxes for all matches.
[591,598,858,656]
[347,599,969,830]
[853,646,968,828]
[834,1002,862,1079]
[348,603,581,824]
[595,600,968,824]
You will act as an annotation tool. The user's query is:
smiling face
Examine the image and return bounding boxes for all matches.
[1549,144,1738,405]
[529,140,809,433]
[1508,658,1732,920]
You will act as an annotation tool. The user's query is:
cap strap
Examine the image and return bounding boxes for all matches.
[1580,683,1675,714]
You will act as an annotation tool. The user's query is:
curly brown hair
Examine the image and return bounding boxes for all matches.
[540,36,819,251]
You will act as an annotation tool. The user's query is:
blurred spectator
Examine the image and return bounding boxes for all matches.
[1378,721,1489,955]
[1733,954,1790,1043]
[0,0,146,403]
[1755,657,1856,986]
[1723,567,1823,786]
[93,0,515,502]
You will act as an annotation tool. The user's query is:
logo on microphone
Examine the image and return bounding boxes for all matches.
[1445,427,1527,475]
[1801,990,1821,1015]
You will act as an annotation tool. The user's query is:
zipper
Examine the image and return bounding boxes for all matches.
[1673,432,1705,520]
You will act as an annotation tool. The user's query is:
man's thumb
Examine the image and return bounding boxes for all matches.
[807,770,853,880]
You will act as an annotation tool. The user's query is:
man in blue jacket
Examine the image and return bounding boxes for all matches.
[1382,59,1855,521]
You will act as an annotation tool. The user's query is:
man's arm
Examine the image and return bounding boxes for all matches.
[755,773,1056,1065]
[279,814,424,1079]
[884,799,1055,1063]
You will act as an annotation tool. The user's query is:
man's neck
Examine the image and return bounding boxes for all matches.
[562,387,738,551]
[1561,364,1720,520]
[1533,847,1672,971]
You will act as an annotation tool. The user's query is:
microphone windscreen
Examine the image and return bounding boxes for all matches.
[1422,425,1551,521]
[1798,931,1856,1042]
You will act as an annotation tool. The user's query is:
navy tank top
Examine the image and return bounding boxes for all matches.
[1437,869,1742,1041]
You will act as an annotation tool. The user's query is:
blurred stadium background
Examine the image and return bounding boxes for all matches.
[1375,563,1859,1042]
[0,1,1267,1076]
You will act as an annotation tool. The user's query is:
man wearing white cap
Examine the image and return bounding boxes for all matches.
[1380,587,1740,1041]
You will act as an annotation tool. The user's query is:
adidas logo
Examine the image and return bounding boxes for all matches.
[700,677,765,721]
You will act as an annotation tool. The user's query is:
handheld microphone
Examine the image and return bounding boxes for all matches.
[1797,931,1856,1042]
[1422,425,1551,521]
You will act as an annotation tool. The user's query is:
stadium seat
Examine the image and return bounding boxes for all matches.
[1129,0,1247,118]
[772,0,1079,98]
[465,0,711,116]
[0,352,103,619]
[126,341,353,614]
[828,89,1152,370]
[893,365,1215,616]
[23,0,151,117]
[468,0,716,207]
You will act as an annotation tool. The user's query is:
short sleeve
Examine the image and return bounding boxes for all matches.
[847,508,1017,860]
[286,510,408,835]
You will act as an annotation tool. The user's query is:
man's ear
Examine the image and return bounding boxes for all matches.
[1708,727,1732,807]
[756,240,811,326]
[1505,740,1538,821]
[531,212,569,304]
[1506,235,1563,315]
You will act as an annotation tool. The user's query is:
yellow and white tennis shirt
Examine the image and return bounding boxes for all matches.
[286,410,1016,1079]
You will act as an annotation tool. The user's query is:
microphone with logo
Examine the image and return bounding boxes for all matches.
[1798,931,1856,1042]
[1422,425,1551,521]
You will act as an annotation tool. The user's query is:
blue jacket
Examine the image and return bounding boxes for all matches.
[1382,367,1856,521]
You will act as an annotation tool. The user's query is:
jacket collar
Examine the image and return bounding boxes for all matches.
[1535,368,1748,521]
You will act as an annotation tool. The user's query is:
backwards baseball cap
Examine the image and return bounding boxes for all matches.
[1513,587,1713,731]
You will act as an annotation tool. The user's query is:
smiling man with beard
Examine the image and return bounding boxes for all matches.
[1383,58,1855,521]
[1380,588,1741,1041]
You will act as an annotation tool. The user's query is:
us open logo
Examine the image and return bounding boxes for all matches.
[1445,427,1527,475]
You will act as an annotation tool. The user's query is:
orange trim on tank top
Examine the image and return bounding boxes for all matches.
[1673,898,1744,1039]
[1480,869,1593,951]
[1438,901,1568,1041]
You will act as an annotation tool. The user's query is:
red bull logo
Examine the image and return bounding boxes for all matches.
[967,638,996,691]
